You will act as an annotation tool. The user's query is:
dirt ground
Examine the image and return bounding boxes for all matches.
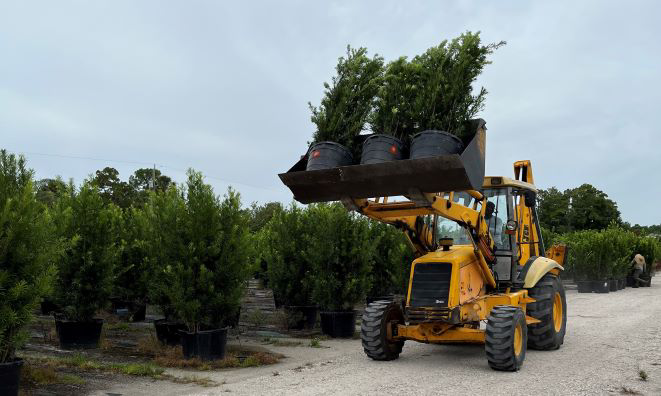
[25,281,661,396]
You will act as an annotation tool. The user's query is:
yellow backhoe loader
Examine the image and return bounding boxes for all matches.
[279,119,568,371]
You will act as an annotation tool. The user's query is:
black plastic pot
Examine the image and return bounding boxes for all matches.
[55,319,103,349]
[306,142,353,171]
[320,311,356,338]
[609,279,618,292]
[618,278,626,290]
[642,275,652,287]
[284,306,318,330]
[409,130,464,159]
[626,275,635,287]
[154,319,186,346]
[40,299,60,315]
[576,281,592,293]
[360,135,404,164]
[180,328,228,361]
[0,358,23,396]
[591,280,610,294]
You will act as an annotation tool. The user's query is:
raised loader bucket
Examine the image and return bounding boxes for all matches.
[279,119,486,204]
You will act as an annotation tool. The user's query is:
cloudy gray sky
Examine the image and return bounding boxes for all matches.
[1,1,659,225]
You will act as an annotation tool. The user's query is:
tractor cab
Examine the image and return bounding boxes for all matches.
[481,177,542,289]
[428,162,545,290]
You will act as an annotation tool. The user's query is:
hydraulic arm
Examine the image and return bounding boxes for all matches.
[343,190,498,288]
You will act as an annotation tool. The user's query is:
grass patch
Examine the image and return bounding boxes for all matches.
[107,362,165,377]
[261,337,303,347]
[141,335,282,370]
[25,355,218,387]
[50,355,164,377]
[309,338,321,348]
[21,365,86,386]
[639,369,648,381]
[154,351,281,370]
[171,375,220,387]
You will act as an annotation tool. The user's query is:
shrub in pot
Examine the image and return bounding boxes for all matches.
[52,181,122,349]
[145,171,251,360]
[602,226,636,292]
[0,151,60,396]
[112,206,150,322]
[562,230,596,292]
[260,204,317,330]
[367,221,414,304]
[306,203,375,338]
[144,187,185,344]
[308,46,384,169]
[371,32,504,158]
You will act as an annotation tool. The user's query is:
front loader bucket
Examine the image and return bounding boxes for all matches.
[279,120,486,204]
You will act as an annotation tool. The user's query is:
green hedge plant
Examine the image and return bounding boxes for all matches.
[371,32,504,142]
[146,171,251,332]
[52,181,122,321]
[309,46,384,157]
[261,204,314,307]
[306,203,375,311]
[0,151,60,362]
[113,206,151,306]
[368,221,414,297]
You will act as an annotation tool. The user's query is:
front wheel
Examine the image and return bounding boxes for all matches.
[485,305,527,371]
[361,300,404,361]
[526,274,567,350]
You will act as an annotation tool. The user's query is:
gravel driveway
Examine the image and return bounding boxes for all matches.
[94,282,661,396]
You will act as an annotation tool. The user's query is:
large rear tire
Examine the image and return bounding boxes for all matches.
[361,300,404,361]
[485,305,527,371]
[526,274,567,350]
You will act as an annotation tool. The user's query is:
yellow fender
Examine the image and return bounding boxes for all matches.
[522,256,564,288]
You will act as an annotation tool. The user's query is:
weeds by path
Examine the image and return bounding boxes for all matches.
[25,355,219,387]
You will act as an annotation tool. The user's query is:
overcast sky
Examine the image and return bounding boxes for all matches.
[1,1,659,225]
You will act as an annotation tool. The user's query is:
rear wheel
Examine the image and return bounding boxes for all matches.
[527,274,567,350]
[361,300,404,361]
[485,305,527,371]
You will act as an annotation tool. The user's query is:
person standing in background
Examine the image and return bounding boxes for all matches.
[631,254,650,287]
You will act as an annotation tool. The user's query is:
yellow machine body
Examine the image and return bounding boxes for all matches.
[351,160,564,346]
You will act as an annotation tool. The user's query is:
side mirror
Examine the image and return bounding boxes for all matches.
[524,191,536,208]
[505,220,518,235]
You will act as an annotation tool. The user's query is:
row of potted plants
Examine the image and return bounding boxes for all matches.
[559,226,659,293]
[0,149,257,395]
[1,148,417,395]
[306,32,505,170]
[258,203,413,337]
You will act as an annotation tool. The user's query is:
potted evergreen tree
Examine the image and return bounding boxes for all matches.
[261,204,317,329]
[364,57,420,164]
[144,187,186,345]
[111,206,150,322]
[306,204,375,338]
[0,151,60,396]
[307,46,384,170]
[565,230,596,293]
[52,181,122,349]
[147,171,251,360]
[409,32,504,158]
[370,32,504,159]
